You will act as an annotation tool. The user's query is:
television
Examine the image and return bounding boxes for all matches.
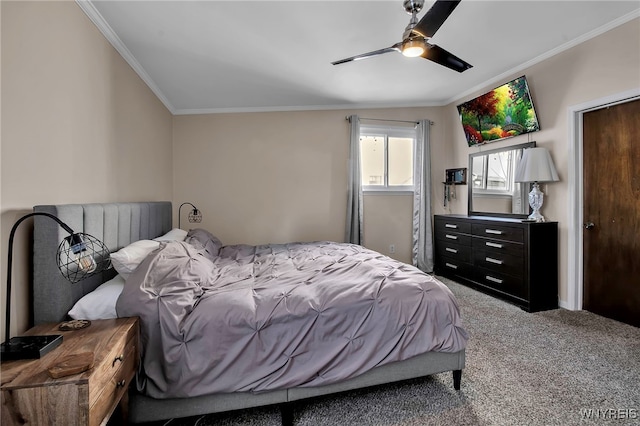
[457,76,540,147]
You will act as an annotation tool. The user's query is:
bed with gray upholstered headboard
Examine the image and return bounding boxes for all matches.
[32,201,466,426]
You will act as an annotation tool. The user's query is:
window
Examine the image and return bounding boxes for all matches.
[471,150,519,195]
[360,125,416,192]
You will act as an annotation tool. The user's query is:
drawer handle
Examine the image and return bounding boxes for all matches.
[485,229,503,235]
[445,263,458,270]
[445,234,458,240]
[485,257,504,265]
[445,247,458,254]
[112,354,124,367]
[116,379,126,388]
[445,224,458,229]
[486,275,503,284]
[485,242,503,249]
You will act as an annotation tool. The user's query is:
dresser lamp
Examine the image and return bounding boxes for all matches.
[1,212,111,360]
[514,147,560,222]
[178,202,203,229]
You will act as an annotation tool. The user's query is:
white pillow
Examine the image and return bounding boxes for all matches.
[110,239,161,279]
[154,228,188,242]
[68,275,125,320]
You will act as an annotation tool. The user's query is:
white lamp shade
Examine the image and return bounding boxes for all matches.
[514,147,559,183]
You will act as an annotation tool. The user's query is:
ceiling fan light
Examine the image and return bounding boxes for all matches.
[402,38,425,57]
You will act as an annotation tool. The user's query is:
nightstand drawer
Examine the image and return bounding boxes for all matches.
[89,343,136,426]
[88,320,137,408]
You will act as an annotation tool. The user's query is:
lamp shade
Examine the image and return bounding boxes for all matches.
[514,147,559,183]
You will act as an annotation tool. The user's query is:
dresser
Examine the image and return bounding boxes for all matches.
[1,317,139,426]
[434,214,558,312]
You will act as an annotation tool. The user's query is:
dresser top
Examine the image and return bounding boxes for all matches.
[435,214,557,225]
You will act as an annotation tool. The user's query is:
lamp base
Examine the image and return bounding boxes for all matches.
[527,183,546,222]
[1,335,63,360]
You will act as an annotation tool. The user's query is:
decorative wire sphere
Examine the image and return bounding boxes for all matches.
[56,233,111,284]
[188,209,202,223]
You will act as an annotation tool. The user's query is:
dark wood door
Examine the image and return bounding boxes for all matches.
[583,98,640,327]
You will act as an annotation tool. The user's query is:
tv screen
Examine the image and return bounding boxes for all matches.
[457,76,540,147]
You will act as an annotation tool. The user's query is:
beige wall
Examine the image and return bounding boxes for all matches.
[444,18,640,304]
[1,1,173,340]
[173,106,448,265]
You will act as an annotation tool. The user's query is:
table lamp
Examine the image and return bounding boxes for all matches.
[514,147,559,222]
[1,212,111,360]
[178,202,202,229]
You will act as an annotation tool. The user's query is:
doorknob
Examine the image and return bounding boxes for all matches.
[584,222,595,230]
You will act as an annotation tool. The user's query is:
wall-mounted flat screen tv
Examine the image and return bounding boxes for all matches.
[457,76,540,147]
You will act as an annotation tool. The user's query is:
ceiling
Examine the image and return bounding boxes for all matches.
[80,1,640,115]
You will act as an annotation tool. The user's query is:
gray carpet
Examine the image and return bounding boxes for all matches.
[140,277,640,426]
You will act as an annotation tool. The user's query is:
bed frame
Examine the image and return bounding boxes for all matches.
[32,201,465,425]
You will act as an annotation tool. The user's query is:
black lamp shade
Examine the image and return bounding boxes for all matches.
[57,233,111,283]
[188,209,202,223]
[179,202,203,229]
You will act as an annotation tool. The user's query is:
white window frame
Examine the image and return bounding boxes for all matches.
[471,151,517,198]
[360,124,416,193]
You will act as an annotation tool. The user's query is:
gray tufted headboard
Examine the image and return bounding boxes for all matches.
[32,202,172,324]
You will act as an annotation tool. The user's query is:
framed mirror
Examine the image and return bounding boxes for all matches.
[468,141,536,218]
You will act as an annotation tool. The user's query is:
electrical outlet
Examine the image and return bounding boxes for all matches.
[389,244,395,254]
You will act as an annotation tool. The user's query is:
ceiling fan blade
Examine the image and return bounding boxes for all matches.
[332,44,401,65]
[421,43,472,73]
[413,0,461,39]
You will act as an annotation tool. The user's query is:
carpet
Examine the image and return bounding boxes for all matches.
[139,277,640,426]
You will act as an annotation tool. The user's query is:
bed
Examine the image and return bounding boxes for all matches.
[32,201,467,425]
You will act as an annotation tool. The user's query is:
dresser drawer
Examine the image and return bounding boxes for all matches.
[473,249,524,277]
[472,223,524,243]
[437,256,473,277]
[475,267,527,300]
[434,227,472,246]
[435,240,472,263]
[434,218,471,234]
[472,236,523,256]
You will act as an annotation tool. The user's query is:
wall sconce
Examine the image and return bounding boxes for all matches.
[514,147,560,222]
[1,212,111,360]
[178,202,202,229]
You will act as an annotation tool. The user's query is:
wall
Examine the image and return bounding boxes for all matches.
[444,18,640,305]
[173,106,448,265]
[1,1,173,340]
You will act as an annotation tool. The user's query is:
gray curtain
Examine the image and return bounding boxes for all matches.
[412,120,433,272]
[345,115,363,245]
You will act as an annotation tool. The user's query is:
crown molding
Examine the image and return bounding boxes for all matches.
[75,0,176,114]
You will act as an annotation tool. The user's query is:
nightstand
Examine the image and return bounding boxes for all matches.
[1,317,139,426]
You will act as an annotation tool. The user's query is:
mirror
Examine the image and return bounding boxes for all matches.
[468,141,536,218]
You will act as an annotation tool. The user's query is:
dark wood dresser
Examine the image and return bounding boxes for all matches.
[434,214,558,312]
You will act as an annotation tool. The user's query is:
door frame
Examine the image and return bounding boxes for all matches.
[566,88,640,310]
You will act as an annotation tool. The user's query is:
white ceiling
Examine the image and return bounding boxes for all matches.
[80,0,640,115]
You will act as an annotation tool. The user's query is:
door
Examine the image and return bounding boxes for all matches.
[583,98,640,327]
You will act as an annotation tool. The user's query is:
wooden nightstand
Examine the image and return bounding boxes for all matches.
[1,317,139,426]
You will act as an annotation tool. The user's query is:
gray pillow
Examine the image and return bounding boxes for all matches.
[185,228,223,261]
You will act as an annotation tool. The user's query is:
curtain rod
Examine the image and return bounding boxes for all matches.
[345,116,433,125]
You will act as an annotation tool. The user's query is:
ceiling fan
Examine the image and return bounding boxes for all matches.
[332,0,472,73]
